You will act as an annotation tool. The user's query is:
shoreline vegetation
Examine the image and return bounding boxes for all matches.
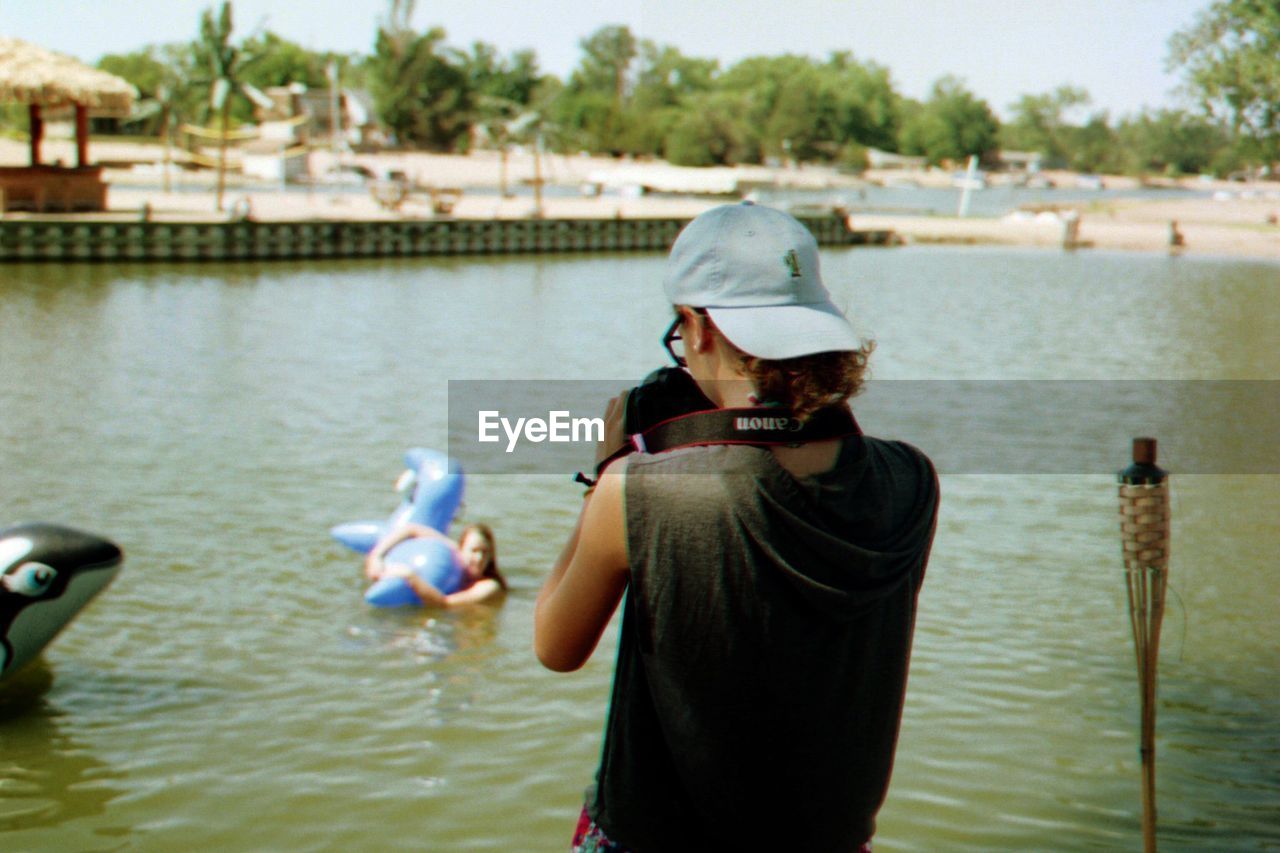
[4,137,1280,261]
[8,3,1279,263]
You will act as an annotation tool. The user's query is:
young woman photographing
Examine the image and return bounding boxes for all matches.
[535,202,939,852]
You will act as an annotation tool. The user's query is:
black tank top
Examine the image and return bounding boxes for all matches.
[589,435,938,851]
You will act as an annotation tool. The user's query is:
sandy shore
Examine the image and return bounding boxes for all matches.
[5,138,1280,260]
[854,195,1280,259]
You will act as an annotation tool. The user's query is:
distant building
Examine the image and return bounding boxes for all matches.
[238,88,310,182]
[237,84,386,181]
[298,88,383,151]
[240,119,308,182]
[259,84,309,122]
[256,85,384,151]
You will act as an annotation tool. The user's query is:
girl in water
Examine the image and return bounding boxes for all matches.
[365,522,507,607]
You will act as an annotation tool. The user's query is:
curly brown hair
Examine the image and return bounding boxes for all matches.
[682,307,873,420]
[675,306,874,420]
[739,344,875,420]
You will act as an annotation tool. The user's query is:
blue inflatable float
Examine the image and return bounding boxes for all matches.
[1,523,123,681]
[332,449,466,607]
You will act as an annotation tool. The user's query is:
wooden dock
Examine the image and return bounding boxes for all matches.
[0,215,894,262]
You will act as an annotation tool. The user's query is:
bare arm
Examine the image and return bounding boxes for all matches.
[365,522,448,580]
[383,567,504,608]
[442,578,504,607]
[534,460,630,672]
[533,392,632,670]
[382,566,450,607]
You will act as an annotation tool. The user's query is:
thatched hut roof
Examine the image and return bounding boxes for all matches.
[0,37,136,114]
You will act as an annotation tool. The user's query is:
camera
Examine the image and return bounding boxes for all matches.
[622,366,715,437]
[574,365,855,486]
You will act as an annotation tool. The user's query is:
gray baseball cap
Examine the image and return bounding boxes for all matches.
[662,202,860,359]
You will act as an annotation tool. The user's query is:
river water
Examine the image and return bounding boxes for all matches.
[1,246,1277,850]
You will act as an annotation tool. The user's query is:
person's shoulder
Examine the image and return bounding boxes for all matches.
[628,443,760,474]
[858,436,940,533]
[862,435,937,478]
[623,446,763,508]
[446,576,506,606]
[863,434,931,460]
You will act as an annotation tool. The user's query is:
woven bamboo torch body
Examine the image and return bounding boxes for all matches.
[1118,437,1170,853]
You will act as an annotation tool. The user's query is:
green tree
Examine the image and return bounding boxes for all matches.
[1001,85,1091,166]
[664,90,750,166]
[708,53,906,165]
[97,45,191,189]
[766,62,835,161]
[574,25,638,104]
[1168,0,1280,165]
[368,2,472,151]
[821,52,901,153]
[191,2,273,210]
[190,3,271,119]
[463,43,540,107]
[898,76,998,165]
[486,33,912,167]
[632,42,717,110]
[1063,113,1119,173]
[717,55,825,163]
[624,42,717,156]
[98,49,171,100]
[98,46,189,136]
[463,42,544,194]
[239,32,333,89]
[552,25,639,154]
[1115,109,1231,176]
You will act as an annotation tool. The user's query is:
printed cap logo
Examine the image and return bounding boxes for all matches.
[783,248,802,278]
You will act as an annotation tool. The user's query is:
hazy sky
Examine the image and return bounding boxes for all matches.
[1,0,1210,119]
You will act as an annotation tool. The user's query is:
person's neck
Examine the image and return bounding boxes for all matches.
[692,350,842,478]
[691,346,755,408]
[706,378,756,408]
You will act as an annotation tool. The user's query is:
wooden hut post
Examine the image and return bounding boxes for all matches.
[75,103,89,167]
[28,103,42,165]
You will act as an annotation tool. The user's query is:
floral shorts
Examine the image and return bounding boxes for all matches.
[572,806,629,852]
[570,805,873,852]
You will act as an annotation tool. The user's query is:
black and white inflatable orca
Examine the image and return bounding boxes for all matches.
[0,523,123,680]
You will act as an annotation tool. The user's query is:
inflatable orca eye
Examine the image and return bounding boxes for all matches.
[2,562,58,597]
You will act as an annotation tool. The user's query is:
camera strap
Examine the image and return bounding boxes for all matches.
[631,405,861,454]
[575,405,861,490]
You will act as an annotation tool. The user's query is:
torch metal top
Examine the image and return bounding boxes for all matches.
[1132,437,1158,466]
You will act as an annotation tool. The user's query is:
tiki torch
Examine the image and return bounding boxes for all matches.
[1118,436,1170,853]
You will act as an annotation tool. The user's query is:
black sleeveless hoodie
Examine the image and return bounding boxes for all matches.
[589,434,938,851]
